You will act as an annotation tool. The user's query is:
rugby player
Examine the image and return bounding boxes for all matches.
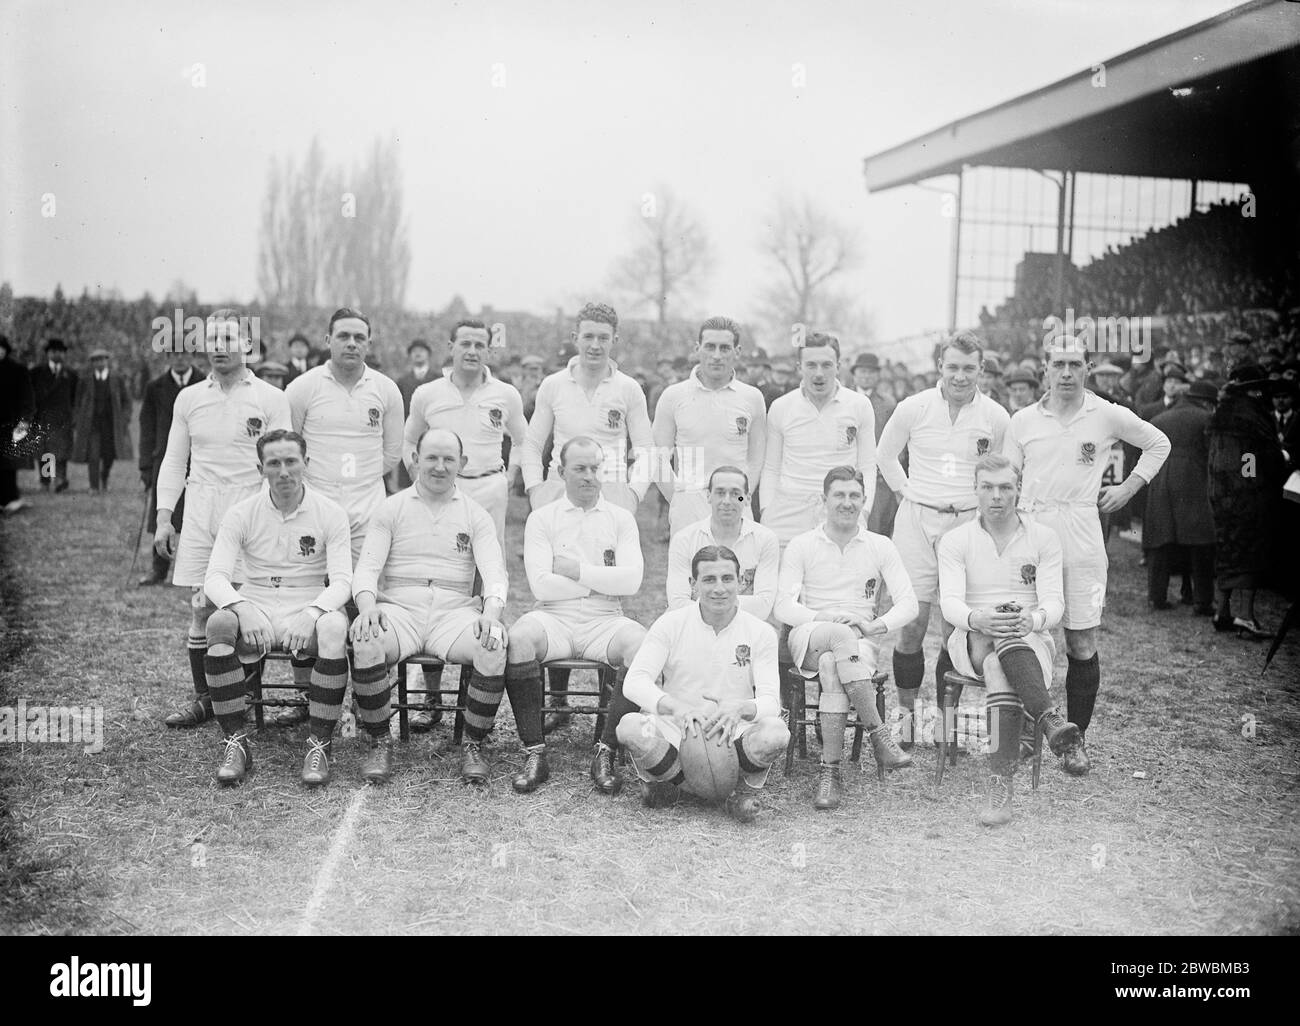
[619,545,789,822]
[155,310,292,728]
[775,466,919,809]
[347,428,509,784]
[1004,335,1170,774]
[937,454,1083,826]
[651,316,767,535]
[505,437,646,795]
[876,330,1010,748]
[200,430,353,784]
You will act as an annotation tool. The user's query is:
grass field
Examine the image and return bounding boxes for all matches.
[2,465,1298,936]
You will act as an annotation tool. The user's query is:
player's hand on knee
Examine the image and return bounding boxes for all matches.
[670,704,709,740]
[234,602,274,653]
[282,610,318,657]
[153,523,176,557]
[349,608,387,644]
[473,614,505,651]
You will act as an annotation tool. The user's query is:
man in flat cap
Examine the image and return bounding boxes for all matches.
[1140,362,1189,421]
[1003,367,1039,412]
[72,347,133,493]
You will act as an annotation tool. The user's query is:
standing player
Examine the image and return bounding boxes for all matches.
[876,331,1010,749]
[651,316,767,535]
[775,467,918,809]
[505,438,646,796]
[619,545,789,822]
[201,430,353,784]
[666,466,779,620]
[346,428,510,784]
[1004,335,1170,774]
[760,332,876,548]
[155,310,292,728]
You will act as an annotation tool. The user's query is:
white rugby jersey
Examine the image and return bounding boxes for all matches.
[937,515,1064,632]
[762,384,876,507]
[155,370,292,511]
[522,495,643,618]
[666,516,780,619]
[404,367,526,476]
[205,483,352,611]
[624,603,781,720]
[877,386,1010,508]
[775,523,918,632]
[652,369,767,494]
[286,363,404,492]
[520,357,654,496]
[1004,390,1169,511]
[353,484,506,607]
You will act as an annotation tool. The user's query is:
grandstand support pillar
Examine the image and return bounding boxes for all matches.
[948,166,964,333]
[1053,170,1068,317]
[1189,179,1198,215]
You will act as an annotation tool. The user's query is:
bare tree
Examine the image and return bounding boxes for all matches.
[609,186,713,326]
[756,194,864,332]
[325,137,411,313]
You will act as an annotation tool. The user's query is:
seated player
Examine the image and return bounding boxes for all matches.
[347,427,509,785]
[619,545,789,822]
[505,436,646,795]
[775,466,919,810]
[201,430,352,785]
[936,454,1084,827]
[665,466,779,619]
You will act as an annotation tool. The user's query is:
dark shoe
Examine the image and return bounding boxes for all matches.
[1148,600,1172,611]
[272,705,309,728]
[409,705,443,733]
[978,773,1014,827]
[1037,709,1081,758]
[215,733,252,784]
[360,734,393,784]
[589,741,623,795]
[639,779,680,808]
[55,480,69,494]
[541,704,572,734]
[512,745,550,793]
[1061,736,1091,776]
[1212,615,1235,633]
[165,696,213,729]
[867,723,912,770]
[461,740,489,784]
[301,737,332,787]
[1234,618,1273,640]
[724,782,761,823]
[898,708,916,752]
[813,762,842,810]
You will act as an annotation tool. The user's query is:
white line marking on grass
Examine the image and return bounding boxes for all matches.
[298,788,368,936]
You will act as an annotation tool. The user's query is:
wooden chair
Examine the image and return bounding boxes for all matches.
[542,658,617,744]
[781,665,889,779]
[936,669,1044,789]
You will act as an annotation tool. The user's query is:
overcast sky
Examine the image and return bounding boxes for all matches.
[0,0,1244,344]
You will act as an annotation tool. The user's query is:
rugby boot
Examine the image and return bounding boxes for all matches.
[215,732,252,785]
[1061,734,1091,776]
[511,744,550,793]
[360,734,393,784]
[301,737,332,787]
[724,781,762,823]
[1037,709,1081,757]
[813,762,842,810]
[409,702,443,733]
[461,740,489,784]
[166,695,213,729]
[867,723,912,770]
[1234,618,1272,640]
[978,773,1014,828]
[639,780,680,809]
[589,741,623,795]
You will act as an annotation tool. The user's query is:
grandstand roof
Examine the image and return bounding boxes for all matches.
[863,0,1300,190]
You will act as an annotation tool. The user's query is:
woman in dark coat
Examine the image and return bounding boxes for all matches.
[0,334,36,512]
[1206,365,1286,638]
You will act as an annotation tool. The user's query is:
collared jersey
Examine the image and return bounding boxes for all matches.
[652,369,767,492]
[937,515,1064,631]
[623,603,781,721]
[204,483,352,611]
[352,485,506,606]
[523,495,643,618]
[156,370,292,511]
[877,386,1010,508]
[762,384,877,498]
[1004,390,1170,511]
[775,523,918,633]
[286,363,404,490]
[404,367,526,476]
[666,516,780,619]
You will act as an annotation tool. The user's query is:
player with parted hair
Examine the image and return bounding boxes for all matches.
[347,427,510,785]
[619,544,789,822]
[936,453,1083,826]
[155,310,292,729]
[775,466,919,810]
[876,329,1011,750]
[199,429,353,785]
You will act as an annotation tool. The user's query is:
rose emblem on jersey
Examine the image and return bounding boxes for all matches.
[455,532,471,554]
[367,407,381,429]
[845,424,857,447]
[734,645,751,667]
[735,415,748,436]
[298,535,316,557]
[488,407,503,429]
[1078,441,1097,465]
[246,416,263,438]
[606,408,622,430]
[738,568,755,594]
[602,548,616,566]
[864,577,877,600]
[1020,563,1037,585]
[976,437,990,456]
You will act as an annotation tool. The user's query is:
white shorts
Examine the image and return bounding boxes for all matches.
[1026,506,1106,630]
[320,479,386,565]
[629,712,754,784]
[173,481,260,587]
[531,478,638,514]
[457,471,508,551]
[787,624,881,680]
[892,498,976,604]
[947,626,1056,689]
[378,595,482,663]
[516,608,638,664]
[231,585,323,656]
[761,489,821,546]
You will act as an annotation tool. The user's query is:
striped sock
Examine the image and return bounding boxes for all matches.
[463,670,506,742]
[291,654,315,689]
[187,632,208,699]
[986,692,1023,775]
[635,736,684,785]
[994,638,1051,720]
[308,657,349,741]
[505,660,544,748]
[206,650,248,736]
[351,659,392,739]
